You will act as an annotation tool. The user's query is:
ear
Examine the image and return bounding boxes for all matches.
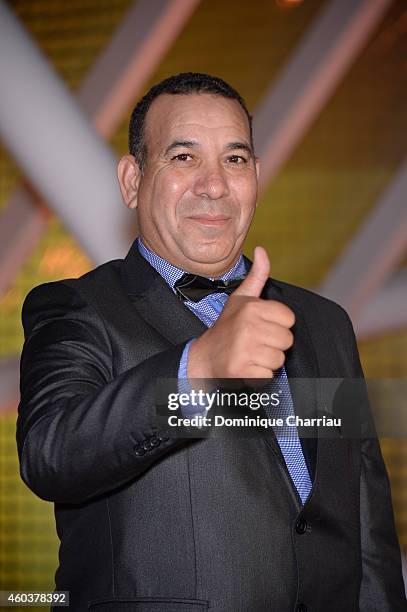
[117,155,142,210]
[255,156,260,182]
[255,156,260,207]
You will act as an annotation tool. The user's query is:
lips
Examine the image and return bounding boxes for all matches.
[187,214,230,225]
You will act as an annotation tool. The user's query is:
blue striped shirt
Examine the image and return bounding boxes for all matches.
[137,237,312,503]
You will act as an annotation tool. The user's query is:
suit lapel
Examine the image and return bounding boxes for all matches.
[122,244,320,495]
[247,255,320,486]
[275,285,320,483]
[121,239,207,346]
[276,286,320,423]
[242,255,319,380]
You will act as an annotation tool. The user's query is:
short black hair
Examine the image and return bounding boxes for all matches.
[128,72,253,171]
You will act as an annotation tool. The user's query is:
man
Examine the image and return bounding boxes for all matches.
[18,73,406,611]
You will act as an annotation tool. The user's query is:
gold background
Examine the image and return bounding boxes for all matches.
[0,0,406,602]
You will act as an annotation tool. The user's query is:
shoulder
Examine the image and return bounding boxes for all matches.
[271,277,353,326]
[23,258,122,304]
[21,258,123,336]
[270,277,358,354]
[243,253,353,331]
[270,277,363,376]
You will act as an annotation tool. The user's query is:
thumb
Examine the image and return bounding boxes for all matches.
[235,246,270,297]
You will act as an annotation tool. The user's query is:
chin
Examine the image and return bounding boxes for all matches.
[183,240,237,266]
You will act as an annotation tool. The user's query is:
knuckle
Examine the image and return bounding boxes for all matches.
[273,302,295,327]
[235,329,250,352]
[225,357,244,378]
[239,303,251,320]
[242,298,260,317]
[286,308,296,328]
[272,349,285,370]
[278,351,286,369]
[284,329,294,349]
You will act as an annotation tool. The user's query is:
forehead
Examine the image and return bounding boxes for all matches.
[144,93,251,147]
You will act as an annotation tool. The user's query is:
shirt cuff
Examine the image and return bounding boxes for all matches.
[178,339,208,417]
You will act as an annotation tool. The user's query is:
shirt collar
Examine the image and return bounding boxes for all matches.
[137,237,246,290]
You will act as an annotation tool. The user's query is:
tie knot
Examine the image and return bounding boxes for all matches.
[174,273,244,302]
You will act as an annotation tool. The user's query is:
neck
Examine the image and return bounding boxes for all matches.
[138,237,242,278]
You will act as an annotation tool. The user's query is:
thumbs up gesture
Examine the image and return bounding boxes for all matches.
[188,247,295,381]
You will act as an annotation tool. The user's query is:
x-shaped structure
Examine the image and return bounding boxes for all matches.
[0,0,405,413]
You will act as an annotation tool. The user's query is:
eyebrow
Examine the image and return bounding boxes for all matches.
[225,142,253,156]
[164,140,198,155]
[164,140,253,156]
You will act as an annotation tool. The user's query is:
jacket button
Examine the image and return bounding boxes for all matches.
[295,518,307,534]
[142,439,153,451]
[296,604,308,612]
[134,445,146,456]
[158,435,169,442]
[150,435,160,447]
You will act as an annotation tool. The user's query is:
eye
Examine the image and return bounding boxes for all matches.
[171,153,193,162]
[227,155,247,164]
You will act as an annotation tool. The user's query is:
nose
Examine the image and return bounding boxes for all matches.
[193,161,230,200]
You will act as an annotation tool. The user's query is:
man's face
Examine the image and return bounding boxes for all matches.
[119,93,259,276]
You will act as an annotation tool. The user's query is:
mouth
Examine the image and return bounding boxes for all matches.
[187,214,231,227]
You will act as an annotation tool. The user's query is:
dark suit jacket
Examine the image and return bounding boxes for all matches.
[17,239,406,611]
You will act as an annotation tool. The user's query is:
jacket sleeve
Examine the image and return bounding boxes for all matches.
[17,281,188,505]
[340,313,407,610]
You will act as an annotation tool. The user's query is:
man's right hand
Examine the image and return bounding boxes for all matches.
[188,246,295,381]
